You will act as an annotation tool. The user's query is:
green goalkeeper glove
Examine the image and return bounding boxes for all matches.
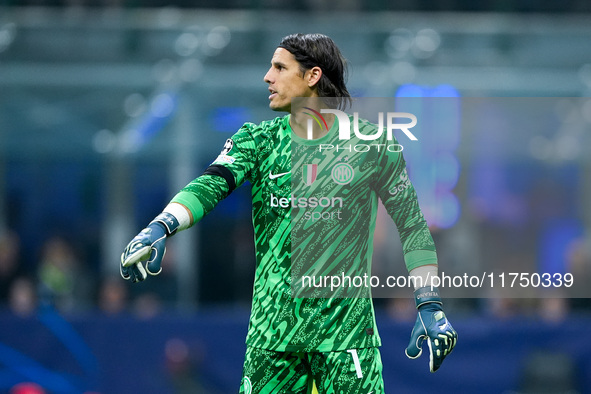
[405,286,457,372]
[120,212,179,283]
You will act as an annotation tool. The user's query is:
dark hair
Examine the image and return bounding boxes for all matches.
[278,33,352,110]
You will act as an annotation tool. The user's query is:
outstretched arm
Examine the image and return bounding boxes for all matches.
[120,123,257,283]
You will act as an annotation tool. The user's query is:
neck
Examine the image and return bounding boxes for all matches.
[290,99,335,140]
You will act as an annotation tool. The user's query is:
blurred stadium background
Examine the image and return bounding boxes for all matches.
[1,1,591,393]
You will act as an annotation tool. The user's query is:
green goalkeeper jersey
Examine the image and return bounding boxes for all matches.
[172,114,436,352]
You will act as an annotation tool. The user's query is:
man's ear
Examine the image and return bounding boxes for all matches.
[306,66,323,88]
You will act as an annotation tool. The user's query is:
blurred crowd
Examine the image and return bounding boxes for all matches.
[2,223,591,321]
[0,228,178,318]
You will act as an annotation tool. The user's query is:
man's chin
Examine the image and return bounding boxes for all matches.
[269,101,290,113]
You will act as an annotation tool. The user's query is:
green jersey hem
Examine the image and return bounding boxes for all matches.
[245,336,382,353]
[171,191,205,224]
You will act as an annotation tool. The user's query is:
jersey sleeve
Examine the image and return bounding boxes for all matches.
[373,146,437,272]
[170,122,258,224]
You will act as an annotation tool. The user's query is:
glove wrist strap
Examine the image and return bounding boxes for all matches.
[414,286,442,309]
[150,212,180,236]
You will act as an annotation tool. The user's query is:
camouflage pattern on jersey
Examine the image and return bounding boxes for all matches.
[171,114,436,352]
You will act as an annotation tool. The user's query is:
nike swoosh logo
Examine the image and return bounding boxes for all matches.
[269,171,290,180]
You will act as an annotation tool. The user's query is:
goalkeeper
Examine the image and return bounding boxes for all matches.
[121,33,457,393]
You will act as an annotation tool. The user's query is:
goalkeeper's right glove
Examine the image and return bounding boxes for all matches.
[120,212,179,283]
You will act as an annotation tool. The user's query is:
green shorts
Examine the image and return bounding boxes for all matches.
[239,346,384,394]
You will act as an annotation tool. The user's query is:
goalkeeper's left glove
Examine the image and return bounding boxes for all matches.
[120,212,179,283]
[405,286,457,372]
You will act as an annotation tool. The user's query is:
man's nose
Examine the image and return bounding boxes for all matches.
[263,68,273,84]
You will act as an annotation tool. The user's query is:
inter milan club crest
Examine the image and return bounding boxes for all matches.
[303,164,318,186]
[331,162,354,185]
